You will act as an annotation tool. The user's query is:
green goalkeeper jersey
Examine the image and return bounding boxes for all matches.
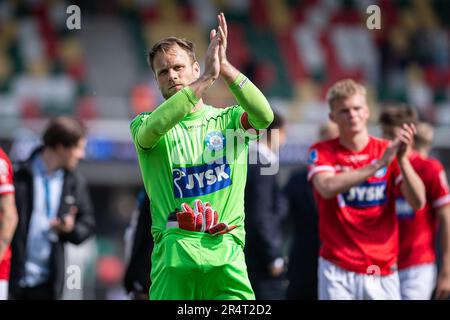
[131,103,254,246]
[131,74,273,249]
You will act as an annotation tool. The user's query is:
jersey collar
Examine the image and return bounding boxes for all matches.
[183,104,208,120]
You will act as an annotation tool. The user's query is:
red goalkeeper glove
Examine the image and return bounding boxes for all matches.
[176,202,203,232]
[176,200,237,235]
[202,201,237,236]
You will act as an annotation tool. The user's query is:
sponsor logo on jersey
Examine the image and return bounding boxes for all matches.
[186,124,206,130]
[172,157,231,198]
[395,197,415,219]
[308,149,318,164]
[342,181,387,207]
[205,131,225,151]
[346,154,369,162]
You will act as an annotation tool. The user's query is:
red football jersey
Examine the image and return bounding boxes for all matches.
[396,152,450,270]
[0,148,15,280]
[308,136,401,275]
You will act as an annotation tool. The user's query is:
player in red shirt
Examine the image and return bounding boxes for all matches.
[380,106,450,300]
[0,147,18,300]
[308,79,425,300]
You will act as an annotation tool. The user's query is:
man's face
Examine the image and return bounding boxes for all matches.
[153,45,200,100]
[381,124,402,141]
[56,138,86,170]
[329,93,369,135]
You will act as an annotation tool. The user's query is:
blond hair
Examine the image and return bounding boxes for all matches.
[148,37,197,73]
[326,79,367,108]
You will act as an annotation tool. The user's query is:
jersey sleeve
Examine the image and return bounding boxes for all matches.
[231,105,260,141]
[428,160,450,209]
[130,87,199,152]
[307,142,336,181]
[0,153,15,195]
[228,73,273,130]
[130,112,153,152]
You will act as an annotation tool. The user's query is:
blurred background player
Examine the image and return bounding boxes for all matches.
[379,105,450,300]
[284,121,338,300]
[9,116,95,300]
[245,110,287,300]
[308,79,425,300]
[130,13,273,299]
[123,187,152,300]
[0,148,19,300]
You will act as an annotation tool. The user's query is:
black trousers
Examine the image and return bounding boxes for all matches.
[12,281,55,300]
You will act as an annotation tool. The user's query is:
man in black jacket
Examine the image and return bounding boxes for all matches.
[9,116,95,300]
[123,187,153,300]
[285,122,338,300]
[244,112,287,300]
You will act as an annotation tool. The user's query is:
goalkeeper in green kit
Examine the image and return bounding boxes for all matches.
[130,13,273,300]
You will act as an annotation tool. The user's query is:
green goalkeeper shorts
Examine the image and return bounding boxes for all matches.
[150,228,255,300]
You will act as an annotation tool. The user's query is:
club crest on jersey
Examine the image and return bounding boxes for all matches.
[205,131,225,151]
[370,160,387,178]
[395,197,415,219]
[374,166,387,178]
[342,181,387,207]
[172,157,232,198]
[308,149,318,164]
